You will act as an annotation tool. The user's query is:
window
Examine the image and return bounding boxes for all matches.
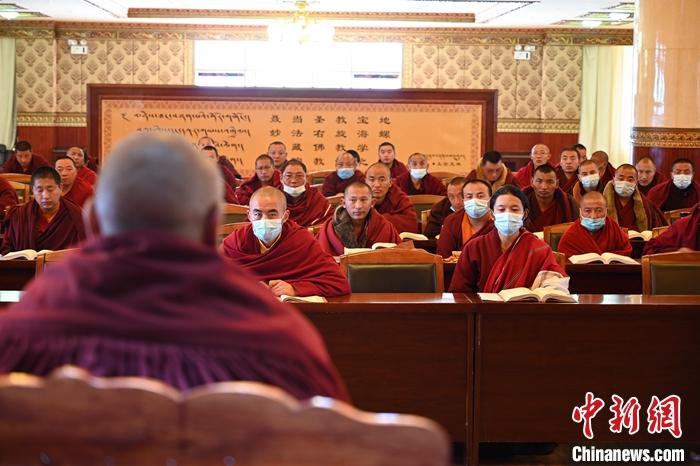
[194,41,402,89]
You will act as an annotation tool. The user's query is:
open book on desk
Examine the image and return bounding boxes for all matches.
[399,232,428,241]
[628,230,652,241]
[568,252,638,265]
[279,295,327,303]
[0,249,54,261]
[479,287,577,303]
[343,243,397,255]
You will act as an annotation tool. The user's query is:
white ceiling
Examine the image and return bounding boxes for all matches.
[4,0,635,28]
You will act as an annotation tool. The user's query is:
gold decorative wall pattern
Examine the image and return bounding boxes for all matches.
[15,37,55,113]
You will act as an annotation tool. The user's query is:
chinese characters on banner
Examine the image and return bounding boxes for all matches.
[572,392,682,440]
[101,100,483,176]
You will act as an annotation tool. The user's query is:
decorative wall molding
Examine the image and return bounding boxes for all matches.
[498,119,580,134]
[17,112,86,127]
[631,127,700,148]
[0,20,632,45]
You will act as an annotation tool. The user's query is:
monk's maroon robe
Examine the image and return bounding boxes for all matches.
[2,154,50,174]
[63,178,94,208]
[76,166,98,186]
[0,177,19,214]
[643,204,700,254]
[373,184,418,233]
[321,170,365,197]
[234,171,282,206]
[424,198,455,238]
[558,217,633,258]
[436,210,494,258]
[555,166,579,194]
[394,172,447,196]
[316,207,400,256]
[647,179,700,212]
[523,187,578,232]
[0,231,348,401]
[378,159,408,179]
[285,185,332,227]
[638,171,668,196]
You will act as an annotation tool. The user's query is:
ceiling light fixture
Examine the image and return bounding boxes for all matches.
[581,19,602,28]
[608,12,631,21]
[0,11,19,20]
[268,1,335,44]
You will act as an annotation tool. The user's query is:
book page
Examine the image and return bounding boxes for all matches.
[371,242,397,250]
[498,287,538,302]
[600,253,638,265]
[279,295,327,303]
[533,288,577,303]
[0,249,38,261]
[477,293,505,302]
[399,232,428,241]
[568,253,603,264]
[343,247,373,255]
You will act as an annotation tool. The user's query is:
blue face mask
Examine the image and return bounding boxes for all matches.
[337,168,355,180]
[494,212,523,236]
[252,219,283,244]
[580,174,600,190]
[464,198,489,219]
[410,169,427,180]
[581,216,605,232]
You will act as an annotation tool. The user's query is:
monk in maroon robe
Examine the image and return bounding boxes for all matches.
[513,144,552,188]
[558,192,632,259]
[644,204,700,254]
[1,167,85,254]
[572,160,605,203]
[425,177,465,238]
[466,150,519,190]
[555,146,580,194]
[280,159,331,227]
[394,152,447,196]
[603,164,666,232]
[647,158,700,211]
[201,145,239,203]
[317,181,400,256]
[378,141,408,178]
[591,150,616,188]
[437,179,494,258]
[636,156,667,196]
[196,135,243,181]
[322,152,365,196]
[0,177,19,214]
[0,133,347,401]
[55,156,94,208]
[66,146,98,186]
[2,140,49,175]
[235,154,282,205]
[366,162,418,233]
[449,185,568,293]
[222,187,349,298]
[524,164,578,232]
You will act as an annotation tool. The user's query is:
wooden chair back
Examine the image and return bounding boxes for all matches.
[430,171,462,185]
[0,365,450,466]
[664,207,693,224]
[641,252,700,295]
[326,194,343,209]
[407,194,444,224]
[221,203,249,224]
[308,170,334,185]
[543,222,574,253]
[420,209,431,235]
[7,180,30,203]
[35,249,77,276]
[339,248,444,293]
[217,222,248,244]
[0,173,31,184]
[652,226,670,238]
[552,251,566,270]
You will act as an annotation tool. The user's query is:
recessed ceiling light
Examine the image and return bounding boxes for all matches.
[582,19,602,28]
[609,12,630,20]
[0,11,19,20]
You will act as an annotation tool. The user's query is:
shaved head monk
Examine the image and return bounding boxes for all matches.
[394,152,447,196]
[365,162,418,233]
[66,146,97,186]
[523,164,578,232]
[2,140,49,175]
[201,145,238,203]
[436,179,494,258]
[322,151,365,197]
[644,203,700,254]
[1,166,85,254]
[222,186,350,298]
[555,146,580,194]
[449,185,568,293]
[0,132,348,401]
[198,135,242,180]
[513,143,552,189]
[424,176,466,238]
[572,159,604,203]
[234,154,282,205]
[377,141,408,178]
[268,141,288,170]
[635,156,667,196]
[466,150,519,190]
[317,181,400,256]
[647,158,700,211]
[280,159,332,227]
[603,164,666,232]
[55,156,94,208]
[558,191,632,259]
[590,150,616,188]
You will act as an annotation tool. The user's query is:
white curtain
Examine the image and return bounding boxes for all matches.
[579,45,634,168]
[0,37,16,151]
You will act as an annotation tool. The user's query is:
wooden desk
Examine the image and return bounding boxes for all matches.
[473,294,699,465]
[565,263,642,294]
[0,260,35,291]
[297,293,473,444]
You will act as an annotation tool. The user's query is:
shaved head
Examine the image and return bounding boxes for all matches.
[95,132,222,243]
[591,151,609,165]
[366,162,391,177]
[250,186,287,211]
[581,190,607,207]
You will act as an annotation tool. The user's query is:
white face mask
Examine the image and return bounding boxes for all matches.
[410,168,427,180]
[672,174,693,190]
[464,198,489,219]
[580,174,600,190]
[494,212,523,236]
[251,218,283,244]
[282,184,306,198]
[614,180,636,198]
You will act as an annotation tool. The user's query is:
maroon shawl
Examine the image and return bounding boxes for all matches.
[644,204,700,254]
[0,177,19,213]
[436,210,494,258]
[558,217,633,258]
[285,185,332,227]
[76,166,98,186]
[555,166,579,194]
[394,172,447,196]
[321,170,365,197]
[63,177,94,208]
[523,187,579,232]
[2,153,49,174]
[646,179,700,211]
[374,184,418,233]
[638,171,668,196]
[234,171,282,205]
[424,197,455,238]
[316,207,400,256]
